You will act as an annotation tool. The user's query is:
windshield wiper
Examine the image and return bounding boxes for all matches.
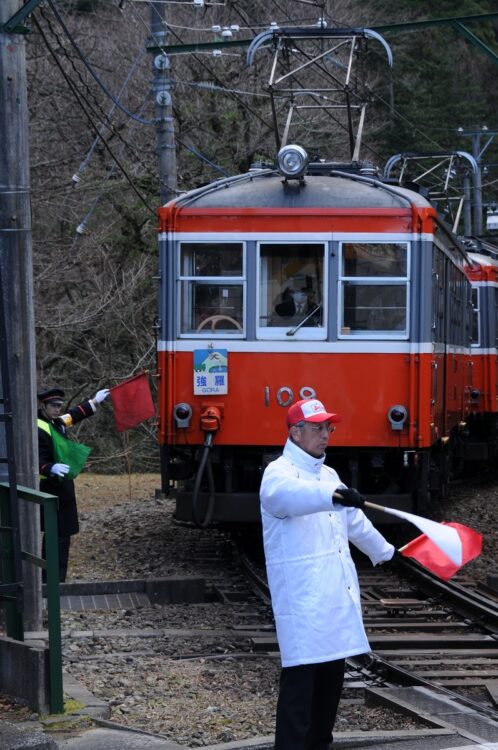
[286,304,322,336]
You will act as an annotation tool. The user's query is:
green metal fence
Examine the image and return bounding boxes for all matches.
[0,483,63,713]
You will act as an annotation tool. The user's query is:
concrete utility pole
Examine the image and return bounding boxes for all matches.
[0,1,41,631]
[149,1,178,205]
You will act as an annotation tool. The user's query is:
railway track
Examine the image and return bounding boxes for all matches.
[39,500,497,747]
[235,533,498,743]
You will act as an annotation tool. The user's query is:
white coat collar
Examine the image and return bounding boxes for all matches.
[282,437,326,473]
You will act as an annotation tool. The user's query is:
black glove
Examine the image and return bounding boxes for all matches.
[334,487,366,508]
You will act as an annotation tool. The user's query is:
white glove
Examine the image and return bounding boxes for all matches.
[51,463,70,477]
[93,388,110,404]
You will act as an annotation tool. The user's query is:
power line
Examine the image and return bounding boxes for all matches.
[33,14,156,215]
[39,4,151,166]
[72,48,148,186]
[47,0,157,126]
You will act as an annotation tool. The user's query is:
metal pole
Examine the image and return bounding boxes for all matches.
[0,1,41,631]
[43,494,63,713]
[149,1,177,205]
[471,131,483,236]
[463,172,472,236]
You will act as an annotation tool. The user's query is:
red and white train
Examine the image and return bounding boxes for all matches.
[155,146,498,525]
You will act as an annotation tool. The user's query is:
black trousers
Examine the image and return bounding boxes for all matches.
[274,659,345,750]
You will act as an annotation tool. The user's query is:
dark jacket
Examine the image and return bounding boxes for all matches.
[38,399,95,536]
[275,299,309,317]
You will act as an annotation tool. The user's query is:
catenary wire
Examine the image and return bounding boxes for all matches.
[38,4,151,166]
[47,0,157,126]
[33,14,156,215]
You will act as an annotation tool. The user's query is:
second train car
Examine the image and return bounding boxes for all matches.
[156,147,482,526]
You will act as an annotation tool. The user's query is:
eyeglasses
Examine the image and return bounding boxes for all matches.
[302,423,335,434]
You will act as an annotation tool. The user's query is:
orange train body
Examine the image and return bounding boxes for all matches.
[155,168,498,523]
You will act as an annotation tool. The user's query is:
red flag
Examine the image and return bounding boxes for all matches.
[400,522,482,580]
[110,373,155,432]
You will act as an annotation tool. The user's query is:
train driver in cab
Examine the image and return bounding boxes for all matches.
[273,279,321,325]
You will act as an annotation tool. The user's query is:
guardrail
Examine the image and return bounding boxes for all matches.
[0,483,63,713]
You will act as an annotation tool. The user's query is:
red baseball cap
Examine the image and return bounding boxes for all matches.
[287,398,342,427]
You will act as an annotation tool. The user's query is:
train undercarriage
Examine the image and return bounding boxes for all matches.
[164,415,498,527]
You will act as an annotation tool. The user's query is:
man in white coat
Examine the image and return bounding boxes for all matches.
[260,398,395,750]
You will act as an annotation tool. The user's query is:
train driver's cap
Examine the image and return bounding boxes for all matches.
[37,388,65,406]
[287,398,342,427]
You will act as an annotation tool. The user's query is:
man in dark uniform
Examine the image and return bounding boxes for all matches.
[275,287,311,317]
[273,285,321,326]
[37,386,109,582]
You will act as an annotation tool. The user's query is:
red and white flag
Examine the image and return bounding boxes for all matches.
[364,501,482,578]
[110,372,155,432]
[366,503,464,565]
[400,522,483,580]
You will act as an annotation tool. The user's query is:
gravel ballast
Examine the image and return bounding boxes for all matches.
[5,473,496,747]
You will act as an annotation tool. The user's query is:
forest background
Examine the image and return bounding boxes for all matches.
[25,0,498,472]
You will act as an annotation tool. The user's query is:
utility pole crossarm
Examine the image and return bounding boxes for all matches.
[1,0,44,34]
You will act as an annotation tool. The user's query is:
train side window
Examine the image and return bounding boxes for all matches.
[178,243,245,336]
[339,243,409,337]
[257,242,326,340]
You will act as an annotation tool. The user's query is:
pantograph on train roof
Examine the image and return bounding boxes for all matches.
[246,25,393,162]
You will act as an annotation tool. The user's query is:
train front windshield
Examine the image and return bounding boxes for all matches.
[176,239,409,340]
[259,243,324,329]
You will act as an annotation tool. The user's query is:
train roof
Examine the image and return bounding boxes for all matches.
[171,169,434,211]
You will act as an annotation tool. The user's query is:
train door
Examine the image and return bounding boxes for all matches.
[445,261,470,430]
[431,246,446,440]
[482,282,498,414]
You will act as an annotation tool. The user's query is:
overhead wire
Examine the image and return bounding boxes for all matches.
[171,77,271,98]
[38,0,497,208]
[73,97,154,240]
[47,0,157,126]
[32,13,156,215]
[125,0,278,174]
[130,0,275,129]
[252,1,452,162]
[38,4,152,167]
[73,48,148,186]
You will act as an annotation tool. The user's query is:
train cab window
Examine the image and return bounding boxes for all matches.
[339,242,409,337]
[178,243,245,336]
[257,243,326,340]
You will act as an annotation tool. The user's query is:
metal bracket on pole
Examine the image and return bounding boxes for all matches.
[1,0,45,34]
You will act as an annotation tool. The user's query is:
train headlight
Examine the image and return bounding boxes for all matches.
[173,402,192,428]
[277,145,308,179]
[387,404,408,431]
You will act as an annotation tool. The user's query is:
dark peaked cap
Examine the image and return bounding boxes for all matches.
[37,388,65,404]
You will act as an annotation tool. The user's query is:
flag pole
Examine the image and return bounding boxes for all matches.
[364,500,389,513]
[333,494,463,566]
[124,431,132,501]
